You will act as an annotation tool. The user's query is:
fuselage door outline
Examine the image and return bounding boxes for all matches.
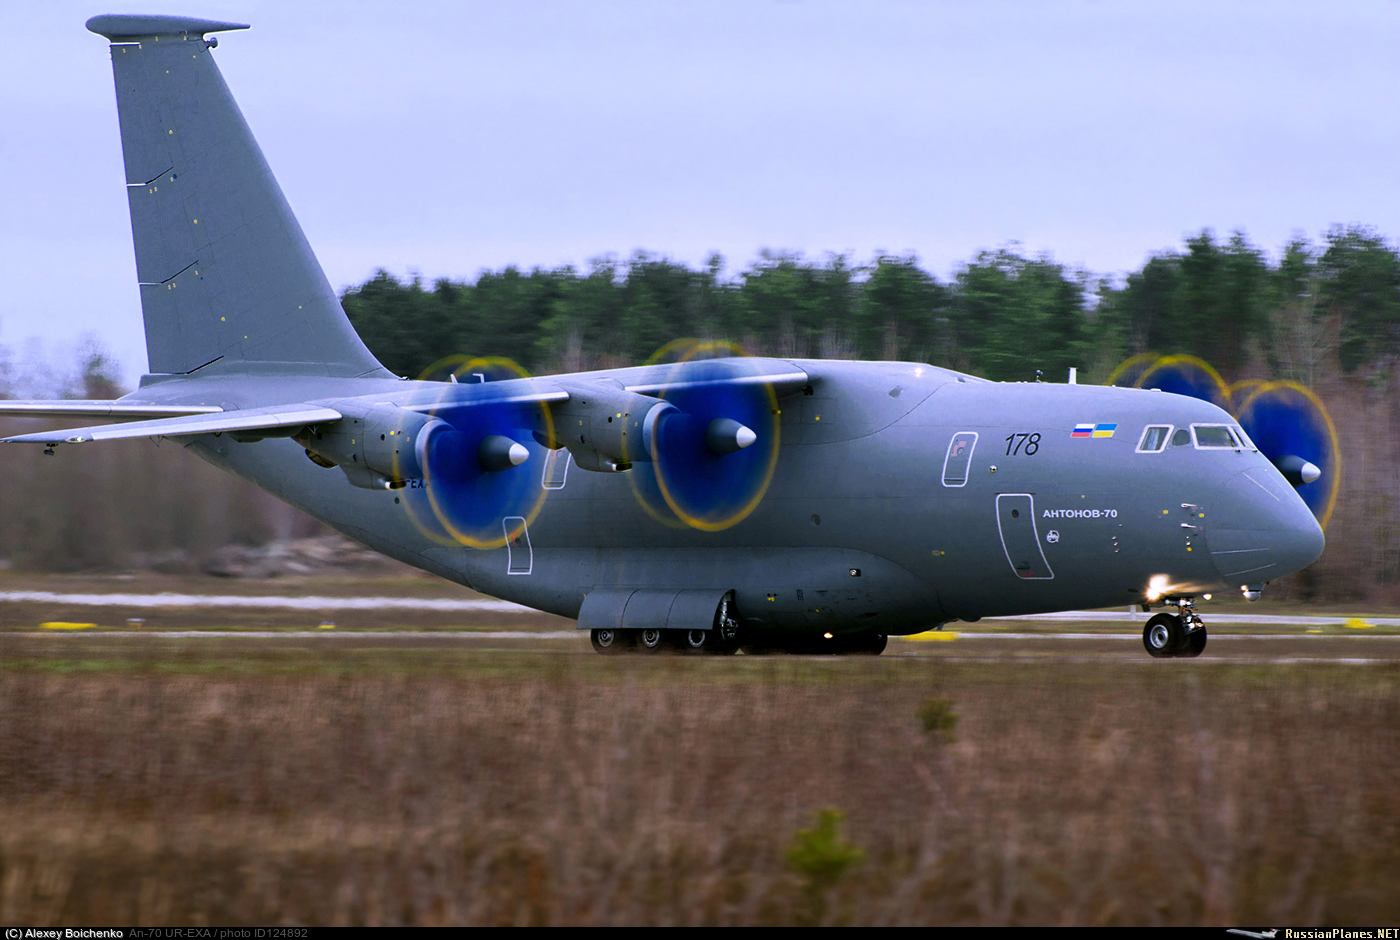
[995,493,1054,580]
[504,516,533,575]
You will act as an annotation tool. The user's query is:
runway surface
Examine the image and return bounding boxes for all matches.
[2,591,1398,626]
[4,591,1399,664]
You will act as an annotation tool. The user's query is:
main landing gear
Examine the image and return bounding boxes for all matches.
[589,627,740,655]
[591,596,743,656]
[1142,598,1207,658]
[590,627,889,656]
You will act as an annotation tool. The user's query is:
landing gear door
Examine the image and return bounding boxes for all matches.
[996,493,1054,580]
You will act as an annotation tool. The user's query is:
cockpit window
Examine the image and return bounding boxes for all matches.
[942,431,978,486]
[1171,428,1191,447]
[1137,425,1171,452]
[1232,425,1259,451]
[1193,424,1240,449]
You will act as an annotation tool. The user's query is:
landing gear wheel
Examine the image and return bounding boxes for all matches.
[864,633,888,655]
[678,629,737,654]
[591,628,624,654]
[1180,626,1207,657]
[1143,613,1184,658]
[638,628,665,652]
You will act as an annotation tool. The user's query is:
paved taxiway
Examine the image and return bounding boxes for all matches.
[3,591,1400,628]
[4,592,1398,663]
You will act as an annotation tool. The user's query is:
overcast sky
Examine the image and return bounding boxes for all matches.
[3,1,1399,386]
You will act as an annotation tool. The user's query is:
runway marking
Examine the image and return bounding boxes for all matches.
[985,611,1400,627]
[0,591,532,612]
[900,633,1400,640]
[14,630,1400,649]
[14,630,582,639]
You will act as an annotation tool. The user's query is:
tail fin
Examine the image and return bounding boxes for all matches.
[86,15,387,378]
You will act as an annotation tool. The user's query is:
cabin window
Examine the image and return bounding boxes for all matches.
[1192,424,1241,449]
[1137,425,1171,452]
[942,432,978,486]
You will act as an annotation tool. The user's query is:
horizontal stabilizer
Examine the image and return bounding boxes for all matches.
[1,405,341,445]
[86,15,249,41]
[0,401,223,420]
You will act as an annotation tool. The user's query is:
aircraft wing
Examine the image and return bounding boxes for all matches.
[0,405,342,445]
[391,359,810,413]
[0,359,809,444]
[398,389,570,414]
[624,369,809,396]
[0,401,225,419]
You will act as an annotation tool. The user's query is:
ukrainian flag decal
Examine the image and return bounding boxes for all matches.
[1071,423,1116,439]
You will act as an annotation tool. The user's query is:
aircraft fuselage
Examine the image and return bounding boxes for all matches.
[133,358,1324,638]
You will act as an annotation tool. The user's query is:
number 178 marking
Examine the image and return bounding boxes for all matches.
[1004,432,1041,456]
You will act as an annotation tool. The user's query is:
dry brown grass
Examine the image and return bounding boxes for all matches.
[0,649,1397,927]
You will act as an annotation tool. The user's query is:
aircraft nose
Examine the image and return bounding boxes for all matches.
[1206,468,1326,587]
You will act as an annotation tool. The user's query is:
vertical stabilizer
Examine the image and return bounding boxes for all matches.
[86,15,387,377]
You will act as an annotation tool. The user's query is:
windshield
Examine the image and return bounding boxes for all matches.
[1193,425,1240,449]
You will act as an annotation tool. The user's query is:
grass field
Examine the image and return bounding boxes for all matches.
[2,615,1398,927]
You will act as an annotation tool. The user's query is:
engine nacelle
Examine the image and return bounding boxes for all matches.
[298,405,442,490]
[550,382,675,472]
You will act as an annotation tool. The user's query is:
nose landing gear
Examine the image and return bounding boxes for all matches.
[1142,598,1206,658]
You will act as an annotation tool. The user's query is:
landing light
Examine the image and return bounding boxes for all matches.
[1145,574,1170,602]
[1203,593,1212,601]
[823,632,833,639]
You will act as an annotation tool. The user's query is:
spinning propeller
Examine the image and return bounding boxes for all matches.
[383,343,790,547]
[1108,354,1340,527]
[625,341,782,532]
[400,357,550,549]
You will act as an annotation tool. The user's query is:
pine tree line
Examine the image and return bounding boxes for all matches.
[342,226,1400,385]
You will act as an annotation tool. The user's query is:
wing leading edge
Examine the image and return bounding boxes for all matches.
[0,405,342,445]
[0,401,225,420]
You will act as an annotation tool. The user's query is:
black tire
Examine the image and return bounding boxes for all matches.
[1180,626,1207,657]
[1142,613,1184,658]
[591,628,623,654]
[678,629,738,655]
[637,627,665,652]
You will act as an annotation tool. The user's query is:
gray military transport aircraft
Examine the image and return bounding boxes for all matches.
[1,15,1327,657]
